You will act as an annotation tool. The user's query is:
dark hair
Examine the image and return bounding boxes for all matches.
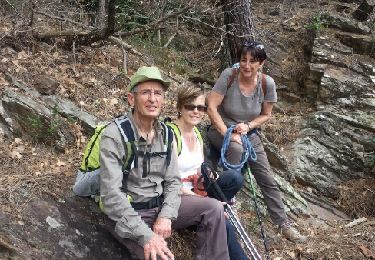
[176,85,205,112]
[236,41,267,63]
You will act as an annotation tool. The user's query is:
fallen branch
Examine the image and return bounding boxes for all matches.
[162,32,177,48]
[34,30,92,39]
[34,10,91,29]
[108,36,142,56]
[345,217,367,228]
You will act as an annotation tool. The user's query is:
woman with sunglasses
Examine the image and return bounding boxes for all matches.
[169,85,248,260]
[207,41,307,243]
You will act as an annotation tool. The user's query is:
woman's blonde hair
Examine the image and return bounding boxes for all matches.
[176,85,205,111]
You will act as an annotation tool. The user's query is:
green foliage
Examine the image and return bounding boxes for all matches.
[305,13,327,35]
[28,115,43,134]
[27,113,60,143]
[115,1,186,31]
[116,1,150,31]
[47,119,60,136]
[130,35,191,75]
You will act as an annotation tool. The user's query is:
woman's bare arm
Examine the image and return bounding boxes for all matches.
[234,102,274,135]
[247,101,273,129]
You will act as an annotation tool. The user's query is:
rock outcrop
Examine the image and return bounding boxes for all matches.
[294,9,375,204]
[0,195,133,259]
[0,70,100,150]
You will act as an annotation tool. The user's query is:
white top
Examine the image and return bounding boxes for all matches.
[178,132,204,190]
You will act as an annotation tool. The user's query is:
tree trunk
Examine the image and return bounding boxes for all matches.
[221,0,255,64]
[96,0,107,30]
[64,0,116,47]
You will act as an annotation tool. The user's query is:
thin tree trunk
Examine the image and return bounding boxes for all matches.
[221,0,255,64]
[97,0,107,30]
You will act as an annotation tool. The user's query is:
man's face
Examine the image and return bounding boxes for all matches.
[128,81,165,119]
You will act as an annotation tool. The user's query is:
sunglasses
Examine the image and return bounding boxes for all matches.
[243,41,264,50]
[183,104,207,112]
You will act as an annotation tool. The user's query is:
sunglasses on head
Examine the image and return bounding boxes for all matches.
[183,104,207,112]
[243,41,264,50]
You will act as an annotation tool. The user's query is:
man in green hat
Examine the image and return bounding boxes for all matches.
[100,66,230,260]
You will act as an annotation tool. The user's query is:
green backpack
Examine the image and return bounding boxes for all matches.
[165,121,203,155]
[74,115,174,198]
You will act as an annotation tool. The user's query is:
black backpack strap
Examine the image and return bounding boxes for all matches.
[115,116,136,143]
[161,122,174,167]
[115,116,138,193]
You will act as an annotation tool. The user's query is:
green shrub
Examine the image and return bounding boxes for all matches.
[305,13,327,36]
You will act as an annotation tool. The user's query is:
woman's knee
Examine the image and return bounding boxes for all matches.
[232,170,244,187]
[220,170,244,188]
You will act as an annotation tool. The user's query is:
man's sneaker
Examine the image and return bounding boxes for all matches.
[279,222,307,243]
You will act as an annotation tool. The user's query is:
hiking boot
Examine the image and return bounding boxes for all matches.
[279,222,307,243]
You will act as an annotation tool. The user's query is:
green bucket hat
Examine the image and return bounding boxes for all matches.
[128,66,171,91]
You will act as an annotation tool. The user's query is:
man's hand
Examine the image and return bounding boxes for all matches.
[144,233,174,260]
[153,217,172,239]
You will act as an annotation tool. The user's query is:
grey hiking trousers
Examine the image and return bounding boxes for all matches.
[105,195,229,260]
[208,127,288,226]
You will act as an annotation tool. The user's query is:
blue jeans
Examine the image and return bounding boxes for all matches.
[216,169,244,201]
[226,220,249,260]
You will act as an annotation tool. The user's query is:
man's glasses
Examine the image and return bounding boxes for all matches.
[134,89,164,98]
[183,104,207,112]
[243,41,264,50]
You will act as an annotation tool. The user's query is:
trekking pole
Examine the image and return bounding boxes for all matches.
[225,204,262,260]
[245,162,270,260]
[201,163,262,260]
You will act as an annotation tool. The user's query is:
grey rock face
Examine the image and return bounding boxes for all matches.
[1,74,101,150]
[0,196,133,259]
[293,13,375,203]
[337,33,375,58]
[1,90,75,151]
[352,0,375,21]
[321,13,371,34]
[42,96,99,135]
[292,110,373,199]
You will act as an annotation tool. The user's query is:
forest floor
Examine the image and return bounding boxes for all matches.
[1,0,374,259]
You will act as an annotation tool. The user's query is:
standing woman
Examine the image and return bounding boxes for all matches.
[169,85,248,260]
[207,41,306,243]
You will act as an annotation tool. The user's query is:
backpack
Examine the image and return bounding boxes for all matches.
[165,121,203,155]
[74,115,174,197]
[226,68,268,97]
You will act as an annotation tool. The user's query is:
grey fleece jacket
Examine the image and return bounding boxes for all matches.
[99,113,182,246]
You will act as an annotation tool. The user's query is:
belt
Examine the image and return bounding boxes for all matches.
[131,195,164,210]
